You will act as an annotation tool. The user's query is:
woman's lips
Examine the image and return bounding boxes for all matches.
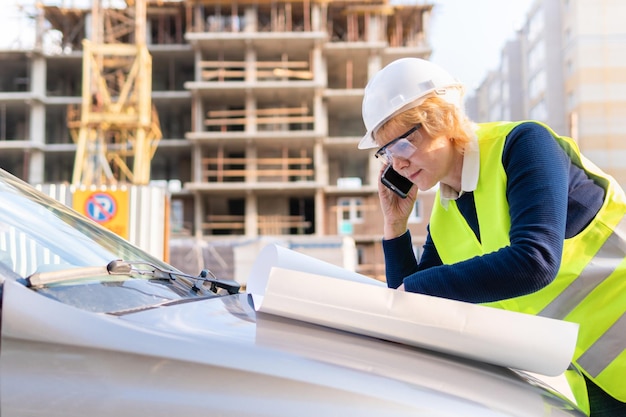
[408,169,421,182]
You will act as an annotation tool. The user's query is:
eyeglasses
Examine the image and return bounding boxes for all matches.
[374,124,422,165]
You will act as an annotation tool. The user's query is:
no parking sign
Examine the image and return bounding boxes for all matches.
[73,188,130,239]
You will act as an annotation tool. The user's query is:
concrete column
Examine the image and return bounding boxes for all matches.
[192,143,203,183]
[314,188,324,236]
[367,14,380,42]
[145,15,152,45]
[29,54,46,184]
[192,49,204,185]
[28,104,45,183]
[245,48,256,136]
[245,142,257,184]
[245,47,256,82]
[245,92,256,134]
[314,89,326,136]
[367,152,380,187]
[245,193,258,237]
[368,55,383,82]
[244,7,257,32]
[312,46,326,86]
[194,49,202,82]
[312,3,324,32]
[313,139,326,186]
[193,191,204,239]
[365,56,383,187]
[192,92,204,183]
[313,141,325,237]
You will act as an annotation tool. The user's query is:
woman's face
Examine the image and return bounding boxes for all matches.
[376,121,460,191]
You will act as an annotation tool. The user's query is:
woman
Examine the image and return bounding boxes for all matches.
[359,57,625,417]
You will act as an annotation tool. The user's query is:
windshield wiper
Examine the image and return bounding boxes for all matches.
[107,259,241,295]
[26,260,240,295]
[27,266,110,287]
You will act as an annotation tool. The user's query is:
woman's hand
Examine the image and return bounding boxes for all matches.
[378,165,418,239]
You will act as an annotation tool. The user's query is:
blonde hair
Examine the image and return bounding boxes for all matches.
[378,94,475,153]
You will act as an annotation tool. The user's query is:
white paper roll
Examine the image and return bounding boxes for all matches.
[247,245,579,377]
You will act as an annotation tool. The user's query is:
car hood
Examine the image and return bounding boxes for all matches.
[1,279,582,417]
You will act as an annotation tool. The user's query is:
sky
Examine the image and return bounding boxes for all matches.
[428,0,535,93]
[3,0,534,92]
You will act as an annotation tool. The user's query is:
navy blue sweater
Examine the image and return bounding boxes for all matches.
[383,122,605,303]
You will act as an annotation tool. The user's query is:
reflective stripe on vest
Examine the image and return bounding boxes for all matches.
[539,214,626,379]
[539,215,626,320]
[430,120,626,402]
[577,313,626,378]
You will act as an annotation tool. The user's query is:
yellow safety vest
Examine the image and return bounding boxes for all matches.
[430,121,626,408]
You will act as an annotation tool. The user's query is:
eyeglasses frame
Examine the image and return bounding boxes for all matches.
[374,123,423,163]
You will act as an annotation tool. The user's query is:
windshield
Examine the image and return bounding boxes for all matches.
[0,171,171,277]
[0,169,207,313]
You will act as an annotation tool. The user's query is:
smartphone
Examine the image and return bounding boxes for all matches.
[381,165,413,199]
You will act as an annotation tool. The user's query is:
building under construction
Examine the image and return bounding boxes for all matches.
[0,0,435,282]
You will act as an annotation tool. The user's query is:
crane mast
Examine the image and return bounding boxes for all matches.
[71,0,161,186]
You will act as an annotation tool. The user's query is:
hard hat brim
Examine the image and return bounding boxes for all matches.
[358,131,378,149]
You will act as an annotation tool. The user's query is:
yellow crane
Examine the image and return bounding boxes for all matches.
[70,0,161,186]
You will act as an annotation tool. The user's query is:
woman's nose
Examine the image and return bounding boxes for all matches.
[391,154,410,171]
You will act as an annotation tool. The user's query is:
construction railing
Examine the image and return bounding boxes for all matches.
[199,60,313,82]
[202,214,310,235]
[202,155,314,182]
[204,106,314,132]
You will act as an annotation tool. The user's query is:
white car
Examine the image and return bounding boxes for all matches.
[0,168,586,417]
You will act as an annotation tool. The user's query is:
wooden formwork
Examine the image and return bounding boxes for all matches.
[203,214,310,235]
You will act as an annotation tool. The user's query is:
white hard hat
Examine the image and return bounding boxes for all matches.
[359,58,465,149]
